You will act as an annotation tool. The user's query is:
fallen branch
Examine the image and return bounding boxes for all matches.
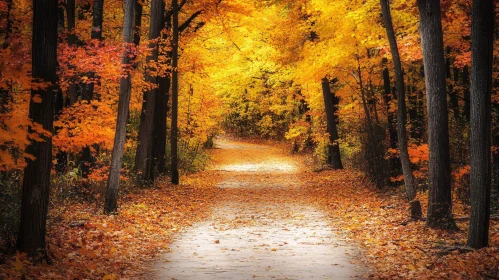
[481,273,499,280]
[436,245,474,256]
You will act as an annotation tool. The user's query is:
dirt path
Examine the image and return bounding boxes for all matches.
[151,138,368,279]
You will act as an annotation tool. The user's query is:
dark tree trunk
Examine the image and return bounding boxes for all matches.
[321,78,343,169]
[17,0,58,258]
[493,103,499,200]
[417,0,457,230]
[91,0,104,40]
[467,0,494,249]
[135,0,165,183]
[382,64,398,148]
[151,41,171,179]
[381,0,422,219]
[446,47,460,120]
[149,11,172,180]
[67,0,78,104]
[171,0,180,184]
[133,0,143,46]
[104,0,135,214]
[463,65,471,122]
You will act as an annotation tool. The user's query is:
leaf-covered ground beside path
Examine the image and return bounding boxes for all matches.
[0,181,218,279]
[304,169,499,279]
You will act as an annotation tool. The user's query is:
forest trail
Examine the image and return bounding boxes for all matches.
[151,138,368,279]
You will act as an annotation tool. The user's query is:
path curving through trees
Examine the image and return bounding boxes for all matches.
[151,138,368,279]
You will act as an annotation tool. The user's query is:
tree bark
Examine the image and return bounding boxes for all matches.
[321,78,343,169]
[171,0,180,184]
[17,0,58,258]
[133,0,143,46]
[417,0,457,230]
[135,0,165,183]
[463,65,471,122]
[382,62,398,157]
[467,0,494,249]
[381,0,422,219]
[104,0,135,214]
[91,0,104,40]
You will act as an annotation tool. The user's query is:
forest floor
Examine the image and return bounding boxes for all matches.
[1,137,499,279]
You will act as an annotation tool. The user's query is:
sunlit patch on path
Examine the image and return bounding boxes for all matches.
[152,138,368,279]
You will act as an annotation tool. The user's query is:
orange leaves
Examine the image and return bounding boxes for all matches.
[408,144,429,165]
[307,169,499,279]
[0,180,218,279]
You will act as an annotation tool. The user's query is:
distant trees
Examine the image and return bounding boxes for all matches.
[17,0,58,258]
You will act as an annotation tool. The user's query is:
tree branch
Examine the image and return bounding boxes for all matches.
[179,10,202,33]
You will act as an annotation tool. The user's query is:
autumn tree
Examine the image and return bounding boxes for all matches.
[17,0,58,258]
[104,0,136,214]
[380,0,421,219]
[417,0,457,230]
[467,0,495,249]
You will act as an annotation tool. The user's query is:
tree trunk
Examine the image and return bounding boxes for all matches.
[467,0,494,249]
[381,0,422,219]
[321,78,343,169]
[382,63,398,154]
[417,0,457,230]
[463,65,471,122]
[91,0,104,40]
[135,0,165,183]
[133,0,143,46]
[17,0,58,258]
[171,0,180,184]
[104,0,135,214]
[80,0,105,177]
[446,47,460,120]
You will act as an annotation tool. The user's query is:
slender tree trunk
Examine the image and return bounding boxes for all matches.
[80,0,105,177]
[446,47,460,120]
[171,0,180,184]
[467,0,494,249]
[91,0,104,40]
[357,58,385,189]
[17,0,58,258]
[381,0,422,219]
[321,78,343,169]
[104,0,135,214]
[135,0,165,183]
[382,63,398,150]
[67,0,77,104]
[417,0,457,230]
[133,0,143,46]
